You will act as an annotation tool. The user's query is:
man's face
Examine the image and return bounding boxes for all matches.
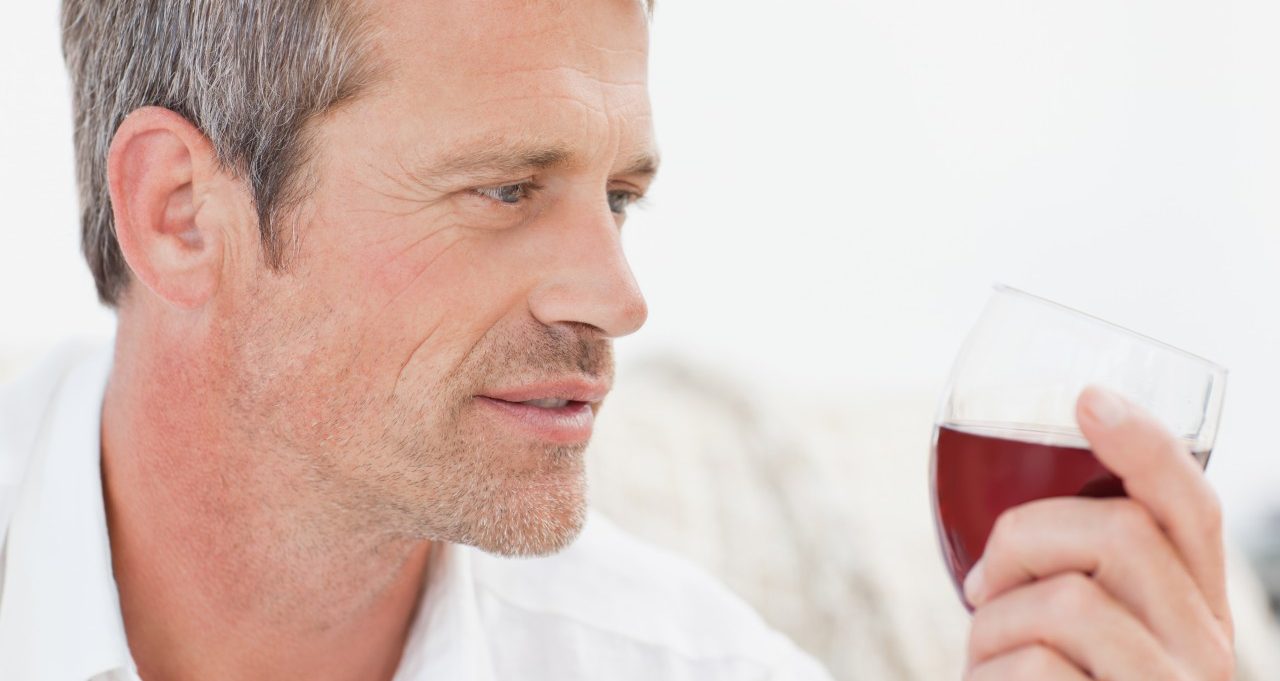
[219,0,653,556]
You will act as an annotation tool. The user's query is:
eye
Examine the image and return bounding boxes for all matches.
[474,181,538,205]
[607,189,642,215]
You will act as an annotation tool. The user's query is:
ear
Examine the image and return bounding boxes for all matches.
[107,106,227,309]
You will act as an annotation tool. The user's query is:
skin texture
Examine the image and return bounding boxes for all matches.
[101,1,652,679]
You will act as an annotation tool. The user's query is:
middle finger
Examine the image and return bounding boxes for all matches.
[968,572,1185,679]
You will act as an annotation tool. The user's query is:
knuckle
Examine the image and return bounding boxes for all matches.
[1103,499,1158,547]
[988,506,1027,554]
[1009,645,1063,676]
[1203,627,1236,681]
[966,607,994,660]
[1199,489,1224,537]
[1045,572,1097,620]
[965,645,1066,681]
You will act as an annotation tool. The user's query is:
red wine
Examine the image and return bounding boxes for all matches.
[931,424,1209,607]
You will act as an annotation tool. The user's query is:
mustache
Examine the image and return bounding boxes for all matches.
[477,322,614,381]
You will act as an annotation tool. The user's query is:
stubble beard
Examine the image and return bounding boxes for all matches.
[371,321,609,556]
[228,311,604,559]
[382,403,592,557]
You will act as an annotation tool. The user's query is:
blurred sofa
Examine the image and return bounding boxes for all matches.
[586,355,1280,681]
[1247,514,1280,617]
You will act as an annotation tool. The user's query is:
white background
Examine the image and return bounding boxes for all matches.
[2,2,1279,535]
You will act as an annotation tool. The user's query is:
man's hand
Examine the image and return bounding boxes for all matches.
[961,386,1235,680]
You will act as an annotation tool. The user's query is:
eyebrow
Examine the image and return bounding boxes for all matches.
[619,150,660,179]
[412,139,661,188]
[432,143,574,180]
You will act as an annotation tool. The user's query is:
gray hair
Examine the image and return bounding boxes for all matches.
[61,0,381,306]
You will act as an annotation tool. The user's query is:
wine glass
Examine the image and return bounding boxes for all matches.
[930,285,1227,609]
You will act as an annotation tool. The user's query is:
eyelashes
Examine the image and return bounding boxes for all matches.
[471,181,645,216]
[473,181,542,205]
[606,189,644,215]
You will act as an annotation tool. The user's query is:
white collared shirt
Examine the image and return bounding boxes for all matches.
[0,342,834,681]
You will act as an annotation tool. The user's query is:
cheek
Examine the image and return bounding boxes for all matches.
[335,228,535,393]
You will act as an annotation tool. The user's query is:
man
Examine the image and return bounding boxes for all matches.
[0,1,1234,679]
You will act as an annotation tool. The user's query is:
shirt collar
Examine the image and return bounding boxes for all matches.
[0,343,134,680]
[393,539,497,681]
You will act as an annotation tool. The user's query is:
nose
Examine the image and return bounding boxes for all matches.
[528,202,648,339]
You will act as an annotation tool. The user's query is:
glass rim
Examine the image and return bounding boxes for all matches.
[991,283,1229,376]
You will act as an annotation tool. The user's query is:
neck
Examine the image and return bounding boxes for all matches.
[101,328,431,681]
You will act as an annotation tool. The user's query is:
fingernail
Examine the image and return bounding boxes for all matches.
[1082,386,1128,429]
[963,558,986,607]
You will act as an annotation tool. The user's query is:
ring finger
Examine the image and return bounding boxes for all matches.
[968,572,1186,679]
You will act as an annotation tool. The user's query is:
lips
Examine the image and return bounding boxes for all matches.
[476,377,609,444]
[480,379,610,405]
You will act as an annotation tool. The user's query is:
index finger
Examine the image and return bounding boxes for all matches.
[1076,385,1231,632]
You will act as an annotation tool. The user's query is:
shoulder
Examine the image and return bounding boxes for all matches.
[0,340,105,500]
[468,512,830,678]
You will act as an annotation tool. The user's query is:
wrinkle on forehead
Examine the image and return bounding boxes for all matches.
[467,64,647,89]
[372,0,649,82]
[360,0,655,187]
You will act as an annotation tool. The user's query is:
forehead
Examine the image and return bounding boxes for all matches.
[365,0,653,164]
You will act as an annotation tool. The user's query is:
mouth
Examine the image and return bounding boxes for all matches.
[509,397,580,409]
[475,378,609,445]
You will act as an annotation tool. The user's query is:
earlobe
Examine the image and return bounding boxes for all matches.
[107,106,223,309]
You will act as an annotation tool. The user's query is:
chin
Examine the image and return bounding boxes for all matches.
[485,516,587,558]
[387,432,592,556]
[467,473,589,558]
